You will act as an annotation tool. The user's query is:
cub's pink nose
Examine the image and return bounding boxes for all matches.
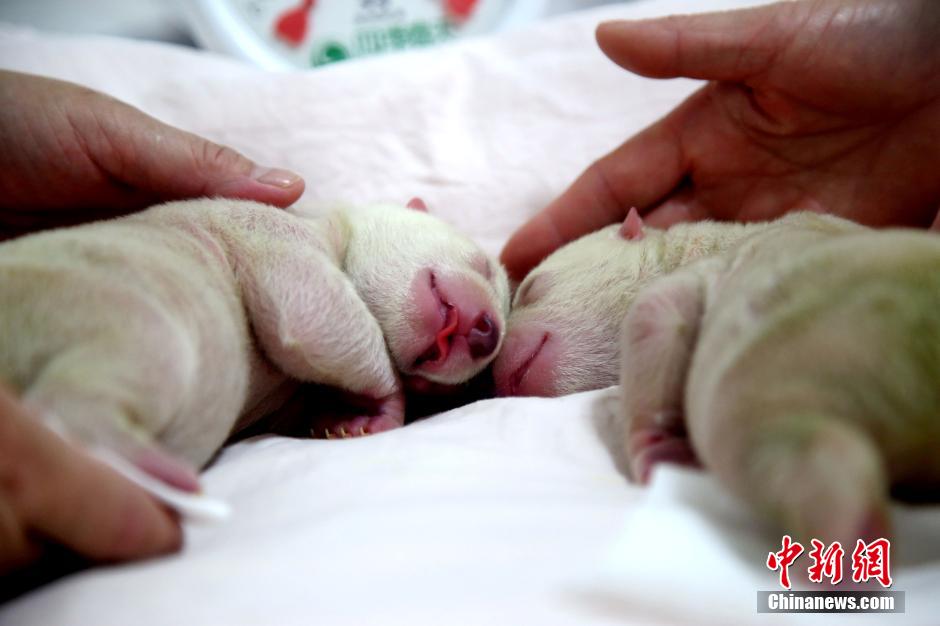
[468,313,499,359]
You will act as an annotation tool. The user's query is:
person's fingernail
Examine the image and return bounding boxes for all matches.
[134,446,202,493]
[252,167,302,189]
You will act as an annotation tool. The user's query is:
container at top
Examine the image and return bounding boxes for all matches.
[181,0,550,70]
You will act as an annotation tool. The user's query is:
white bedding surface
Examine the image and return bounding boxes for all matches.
[2,2,939,624]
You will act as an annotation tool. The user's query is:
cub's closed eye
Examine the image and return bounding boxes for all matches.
[471,254,493,281]
[515,275,543,307]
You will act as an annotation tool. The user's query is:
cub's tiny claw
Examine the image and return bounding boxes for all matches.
[358,426,367,436]
[339,427,349,438]
[325,429,333,439]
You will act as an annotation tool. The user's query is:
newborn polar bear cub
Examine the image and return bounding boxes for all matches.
[0,198,509,473]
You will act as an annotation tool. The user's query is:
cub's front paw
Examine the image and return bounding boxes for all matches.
[310,390,405,439]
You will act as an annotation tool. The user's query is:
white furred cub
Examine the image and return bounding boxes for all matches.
[0,198,509,474]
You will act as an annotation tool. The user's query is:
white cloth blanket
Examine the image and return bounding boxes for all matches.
[2,2,939,624]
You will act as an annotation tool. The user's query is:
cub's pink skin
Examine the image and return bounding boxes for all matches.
[0,198,510,479]
[406,268,502,383]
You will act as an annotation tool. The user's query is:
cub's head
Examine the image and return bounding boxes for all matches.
[340,199,510,386]
[493,210,668,397]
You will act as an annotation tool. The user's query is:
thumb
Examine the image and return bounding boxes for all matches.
[111,109,305,208]
[595,2,797,82]
[0,72,306,237]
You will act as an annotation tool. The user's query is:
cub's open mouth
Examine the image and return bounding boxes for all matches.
[413,272,459,368]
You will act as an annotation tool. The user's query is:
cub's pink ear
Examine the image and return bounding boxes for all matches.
[406,197,429,212]
[618,207,645,241]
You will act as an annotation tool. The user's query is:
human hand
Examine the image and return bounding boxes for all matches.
[0,385,182,579]
[0,70,305,238]
[501,0,940,280]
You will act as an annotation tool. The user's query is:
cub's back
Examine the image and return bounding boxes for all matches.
[689,229,940,464]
